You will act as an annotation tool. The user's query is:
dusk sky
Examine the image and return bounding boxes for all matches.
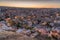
[0,0,60,8]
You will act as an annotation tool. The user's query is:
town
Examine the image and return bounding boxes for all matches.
[0,6,60,40]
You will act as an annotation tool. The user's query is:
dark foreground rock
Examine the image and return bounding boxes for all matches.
[0,31,60,40]
[0,31,37,40]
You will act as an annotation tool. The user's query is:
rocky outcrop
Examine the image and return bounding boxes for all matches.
[0,31,37,40]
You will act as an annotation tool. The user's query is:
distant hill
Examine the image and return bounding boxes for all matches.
[0,6,60,18]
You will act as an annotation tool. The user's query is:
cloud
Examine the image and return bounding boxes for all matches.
[0,0,60,8]
[0,1,60,8]
[0,0,60,1]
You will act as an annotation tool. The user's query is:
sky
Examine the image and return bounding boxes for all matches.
[0,0,60,8]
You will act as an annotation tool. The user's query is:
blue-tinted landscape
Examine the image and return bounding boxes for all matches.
[0,6,60,40]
